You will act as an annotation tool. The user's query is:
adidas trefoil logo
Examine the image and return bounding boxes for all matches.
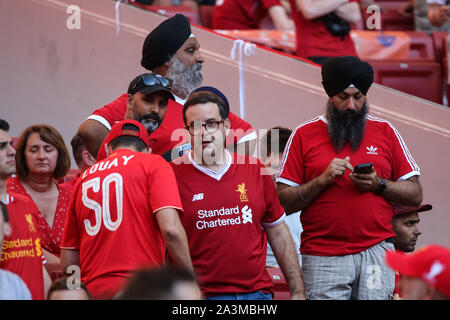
[366,145,378,155]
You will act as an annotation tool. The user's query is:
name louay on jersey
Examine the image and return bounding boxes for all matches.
[196,205,253,230]
[81,155,135,180]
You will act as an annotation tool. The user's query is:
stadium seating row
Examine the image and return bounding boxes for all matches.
[127,2,448,105]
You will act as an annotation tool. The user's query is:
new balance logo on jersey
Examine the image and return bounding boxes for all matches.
[366,145,378,155]
[192,193,204,201]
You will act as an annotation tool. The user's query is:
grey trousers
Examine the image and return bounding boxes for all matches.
[302,240,395,300]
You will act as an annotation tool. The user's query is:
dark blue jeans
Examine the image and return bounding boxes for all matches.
[205,291,273,300]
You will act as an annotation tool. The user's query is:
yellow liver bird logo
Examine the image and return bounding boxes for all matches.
[236,183,249,202]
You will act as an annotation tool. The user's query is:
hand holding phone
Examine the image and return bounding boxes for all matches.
[354,163,373,174]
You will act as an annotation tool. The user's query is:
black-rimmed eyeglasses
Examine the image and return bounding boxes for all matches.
[186,120,224,135]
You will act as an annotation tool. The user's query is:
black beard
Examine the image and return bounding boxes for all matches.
[139,113,161,135]
[326,101,368,152]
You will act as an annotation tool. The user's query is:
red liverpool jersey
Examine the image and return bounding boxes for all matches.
[6,177,70,256]
[213,0,282,29]
[289,0,358,59]
[0,193,45,300]
[61,149,183,299]
[276,115,420,256]
[170,150,285,297]
[89,94,255,160]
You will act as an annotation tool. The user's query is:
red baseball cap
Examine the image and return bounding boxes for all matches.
[104,119,150,149]
[385,245,450,297]
[393,203,432,216]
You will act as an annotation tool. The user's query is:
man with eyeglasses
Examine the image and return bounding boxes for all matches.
[78,14,256,161]
[169,87,305,300]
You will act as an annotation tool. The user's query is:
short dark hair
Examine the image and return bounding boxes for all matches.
[70,134,85,167]
[46,277,92,300]
[119,267,198,300]
[0,201,9,223]
[0,119,10,131]
[260,126,292,162]
[109,123,147,152]
[183,91,228,125]
[15,125,71,181]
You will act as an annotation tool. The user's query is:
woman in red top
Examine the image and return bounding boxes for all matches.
[7,124,71,262]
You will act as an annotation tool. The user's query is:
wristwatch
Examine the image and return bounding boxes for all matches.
[375,178,387,195]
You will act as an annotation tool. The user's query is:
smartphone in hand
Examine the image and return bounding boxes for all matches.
[354,163,373,174]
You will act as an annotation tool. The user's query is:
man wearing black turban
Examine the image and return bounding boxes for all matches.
[78,14,256,161]
[276,56,423,300]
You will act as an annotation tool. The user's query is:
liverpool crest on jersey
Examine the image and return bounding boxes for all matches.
[25,214,37,233]
[236,183,249,202]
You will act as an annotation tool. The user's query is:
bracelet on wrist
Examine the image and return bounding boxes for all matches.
[297,184,308,202]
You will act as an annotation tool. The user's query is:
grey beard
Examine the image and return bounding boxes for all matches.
[326,101,368,152]
[166,56,203,98]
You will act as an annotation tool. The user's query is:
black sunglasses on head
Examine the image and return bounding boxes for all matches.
[129,74,173,95]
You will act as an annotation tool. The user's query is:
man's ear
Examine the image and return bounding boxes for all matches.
[224,118,231,137]
[125,94,134,120]
[82,150,96,167]
[262,155,272,169]
[154,63,170,76]
[106,144,112,157]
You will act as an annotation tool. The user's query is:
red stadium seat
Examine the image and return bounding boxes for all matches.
[369,60,443,104]
[431,31,448,82]
[265,267,290,300]
[199,5,214,29]
[362,1,414,31]
[431,31,447,63]
[352,31,436,61]
[407,31,436,61]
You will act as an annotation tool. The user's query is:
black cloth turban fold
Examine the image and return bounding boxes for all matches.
[141,14,191,71]
[321,56,374,97]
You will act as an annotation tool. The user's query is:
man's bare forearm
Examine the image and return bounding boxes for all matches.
[277,175,327,214]
[296,0,348,20]
[266,223,305,299]
[334,2,362,24]
[379,176,423,207]
[162,224,194,272]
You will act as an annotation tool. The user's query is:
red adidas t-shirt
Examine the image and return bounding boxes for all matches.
[61,149,183,299]
[89,94,255,160]
[276,115,420,256]
[170,150,285,297]
[289,0,358,59]
[6,177,70,256]
[0,193,45,300]
[213,0,282,29]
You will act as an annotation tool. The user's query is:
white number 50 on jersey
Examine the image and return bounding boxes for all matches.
[82,173,124,236]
